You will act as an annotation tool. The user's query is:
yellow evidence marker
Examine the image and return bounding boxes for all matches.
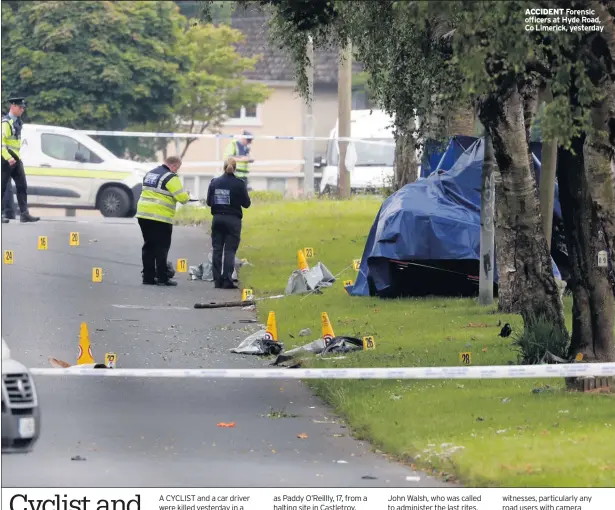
[92,268,103,282]
[459,352,472,365]
[362,336,376,350]
[37,236,48,250]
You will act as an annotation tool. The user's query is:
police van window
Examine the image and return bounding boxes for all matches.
[41,134,103,163]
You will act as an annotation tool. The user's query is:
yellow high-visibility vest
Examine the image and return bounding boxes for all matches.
[1,116,22,160]
[136,165,190,224]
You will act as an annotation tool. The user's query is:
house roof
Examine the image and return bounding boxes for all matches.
[229,5,363,85]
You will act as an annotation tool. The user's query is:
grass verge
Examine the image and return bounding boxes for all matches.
[176,198,615,488]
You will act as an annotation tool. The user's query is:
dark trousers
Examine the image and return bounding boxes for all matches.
[211,214,242,287]
[138,218,173,282]
[1,158,29,214]
[3,180,16,217]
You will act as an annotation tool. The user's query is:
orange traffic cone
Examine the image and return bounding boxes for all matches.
[264,311,279,342]
[321,312,335,346]
[77,322,95,365]
[297,249,309,273]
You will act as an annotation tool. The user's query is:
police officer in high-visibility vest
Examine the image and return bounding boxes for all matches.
[222,130,254,187]
[135,156,190,286]
[1,97,39,223]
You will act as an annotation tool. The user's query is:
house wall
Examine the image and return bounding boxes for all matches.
[163,84,304,176]
[166,83,347,196]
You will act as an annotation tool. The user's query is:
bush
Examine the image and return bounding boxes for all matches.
[249,190,284,202]
[511,315,570,364]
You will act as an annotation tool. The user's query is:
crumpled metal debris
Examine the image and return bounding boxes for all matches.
[285,262,335,295]
[230,330,284,356]
[189,253,248,282]
[272,336,363,366]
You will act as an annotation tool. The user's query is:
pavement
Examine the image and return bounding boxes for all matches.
[1,215,448,487]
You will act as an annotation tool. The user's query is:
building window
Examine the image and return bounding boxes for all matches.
[225,104,262,126]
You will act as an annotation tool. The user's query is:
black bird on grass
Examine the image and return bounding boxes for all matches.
[498,323,512,338]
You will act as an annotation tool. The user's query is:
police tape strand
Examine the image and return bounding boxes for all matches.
[80,129,396,146]
[29,363,615,379]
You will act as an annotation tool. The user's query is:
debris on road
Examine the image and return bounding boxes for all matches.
[71,455,86,461]
[264,408,298,419]
[230,330,284,356]
[217,422,236,428]
[362,475,377,480]
[189,253,246,282]
[296,433,308,439]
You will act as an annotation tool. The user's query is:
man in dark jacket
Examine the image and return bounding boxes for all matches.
[206,157,251,289]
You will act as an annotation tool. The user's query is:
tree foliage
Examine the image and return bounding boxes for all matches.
[1,1,186,131]
[128,21,271,160]
[243,0,615,360]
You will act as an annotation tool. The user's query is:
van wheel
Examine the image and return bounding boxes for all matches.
[98,187,131,217]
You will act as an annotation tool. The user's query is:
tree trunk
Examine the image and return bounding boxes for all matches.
[478,133,496,305]
[445,105,476,136]
[537,84,558,250]
[479,85,566,333]
[558,87,615,363]
[393,121,418,190]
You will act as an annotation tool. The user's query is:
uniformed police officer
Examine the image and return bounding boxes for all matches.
[135,156,190,286]
[222,130,254,187]
[1,97,39,223]
[206,157,251,289]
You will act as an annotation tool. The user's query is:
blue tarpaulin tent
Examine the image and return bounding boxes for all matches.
[348,136,564,298]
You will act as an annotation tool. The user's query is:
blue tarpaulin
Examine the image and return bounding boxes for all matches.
[348,136,562,297]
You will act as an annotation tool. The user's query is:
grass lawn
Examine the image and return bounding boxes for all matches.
[176,198,615,488]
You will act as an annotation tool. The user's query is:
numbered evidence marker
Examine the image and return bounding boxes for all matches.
[362,336,376,350]
[597,250,608,268]
[304,247,314,259]
[105,352,117,368]
[241,288,254,302]
[3,250,14,265]
[92,267,103,283]
[69,232,80,246]
[459,352,472,365]
[353,259,361,271]
[176,258,187,273]
[343,280,353,295]
[37,236,48,250]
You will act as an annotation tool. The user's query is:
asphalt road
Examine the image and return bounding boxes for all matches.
[1,215,447,488]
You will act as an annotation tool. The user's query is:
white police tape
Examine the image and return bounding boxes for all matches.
[29,363,615,379]
[80,129,396,147]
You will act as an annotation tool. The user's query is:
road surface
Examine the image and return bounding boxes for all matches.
[1,215,447,487]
